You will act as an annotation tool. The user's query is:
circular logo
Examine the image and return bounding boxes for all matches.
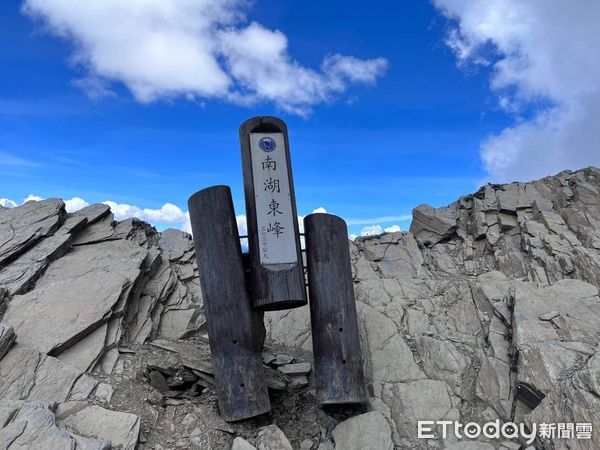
[259,137,276,152]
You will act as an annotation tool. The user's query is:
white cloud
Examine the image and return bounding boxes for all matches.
[433,0,600,181]
[359,224,401,236]
[22,0,387,115]
[0,198,18,208]
[23,194,43,203]
[1,195,380,245]
[384,224,401,233]
[360,225,383,236]
[102,201,189,227]
[64,196,89,212]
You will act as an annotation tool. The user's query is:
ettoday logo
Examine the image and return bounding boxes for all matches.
[418,420,594,445]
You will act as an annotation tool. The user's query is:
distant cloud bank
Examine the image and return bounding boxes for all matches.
[1,195,403,239]
[22,0,387,116]
[433,0,600,182]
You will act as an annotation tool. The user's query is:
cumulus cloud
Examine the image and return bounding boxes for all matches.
[102,201,190,232]
[359,223,401,237]
[23,194,43,203]
[360,225,382,236]
[0,198,18,208]
[384,224,401,233]
[64,196,89,212]
[433,0,600,181]
[1,195,336,246]
[22,0,387,115]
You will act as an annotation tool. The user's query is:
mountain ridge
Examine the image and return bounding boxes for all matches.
[1,166,599,449]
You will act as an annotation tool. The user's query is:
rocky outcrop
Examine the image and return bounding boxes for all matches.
[0,167,599,449]
[266,167,600,449]
[0,200,204,448]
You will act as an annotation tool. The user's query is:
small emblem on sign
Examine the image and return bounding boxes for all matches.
[259,137,276,152]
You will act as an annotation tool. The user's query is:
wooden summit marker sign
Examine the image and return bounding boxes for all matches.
[240,117,307,311]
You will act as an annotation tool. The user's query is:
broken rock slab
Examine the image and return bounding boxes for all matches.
[277,362,311,376]
[3,239,148,365]
[72,203,111,225]
[410,203,457,245]
[0,198,65,267]
[55,401,140,450]
[0,323,16,360]
[0,400,109,450]
[231,436,258,450]
[0,345,98,403]
[331,411,393,450]
[256,424,293,450]
[0,231,72,296]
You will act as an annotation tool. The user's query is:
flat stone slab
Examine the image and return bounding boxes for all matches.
[0,232,71,295]
[56,401,140,450]
[257,425,292,450]
[538,311,560,321]
[332,411,393,450]
[0,400,109,449]
[3,239,148,357]
[0,198,64,266]
[0,345,98,403]
[277,362,311,376]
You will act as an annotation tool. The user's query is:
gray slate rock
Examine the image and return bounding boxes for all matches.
[266,167,600,449]
[55,401,140,450]
[332,411,393,450]
[409,203,457,245]
[232,437,258,450]
[0,323,16,360]
[257,424,292,450]
[277,362,311,375]
[3,239,148,363]
[0,232,71,295]
[72,203,111,225]
[0,345,98,402]
[0,198,64,266]
[0,400,109,450]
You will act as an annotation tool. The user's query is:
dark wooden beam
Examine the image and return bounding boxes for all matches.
[188,185,270,421]
[304,213,368,405]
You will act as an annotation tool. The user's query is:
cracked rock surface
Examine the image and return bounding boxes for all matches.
[265,167,600,449]
[1,167,599,449]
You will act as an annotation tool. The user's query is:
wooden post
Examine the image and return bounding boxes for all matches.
[304,213,368,405]
[239,116,307,311]
[187,186,270,421]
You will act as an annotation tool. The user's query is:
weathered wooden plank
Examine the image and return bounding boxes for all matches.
[239,116,307,311]
[187,186,270,421]
[304,213,368,405]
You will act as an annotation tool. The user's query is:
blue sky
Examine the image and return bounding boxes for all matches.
[1,1,598,236]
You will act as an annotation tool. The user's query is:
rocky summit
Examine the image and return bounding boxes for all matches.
[1,167,599,450]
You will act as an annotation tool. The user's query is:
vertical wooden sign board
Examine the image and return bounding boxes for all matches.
[240,117,307,311]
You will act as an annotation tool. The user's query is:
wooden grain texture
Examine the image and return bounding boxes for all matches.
[187,185,270,421]
[239,116,307,311]
[304,213,368,405]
